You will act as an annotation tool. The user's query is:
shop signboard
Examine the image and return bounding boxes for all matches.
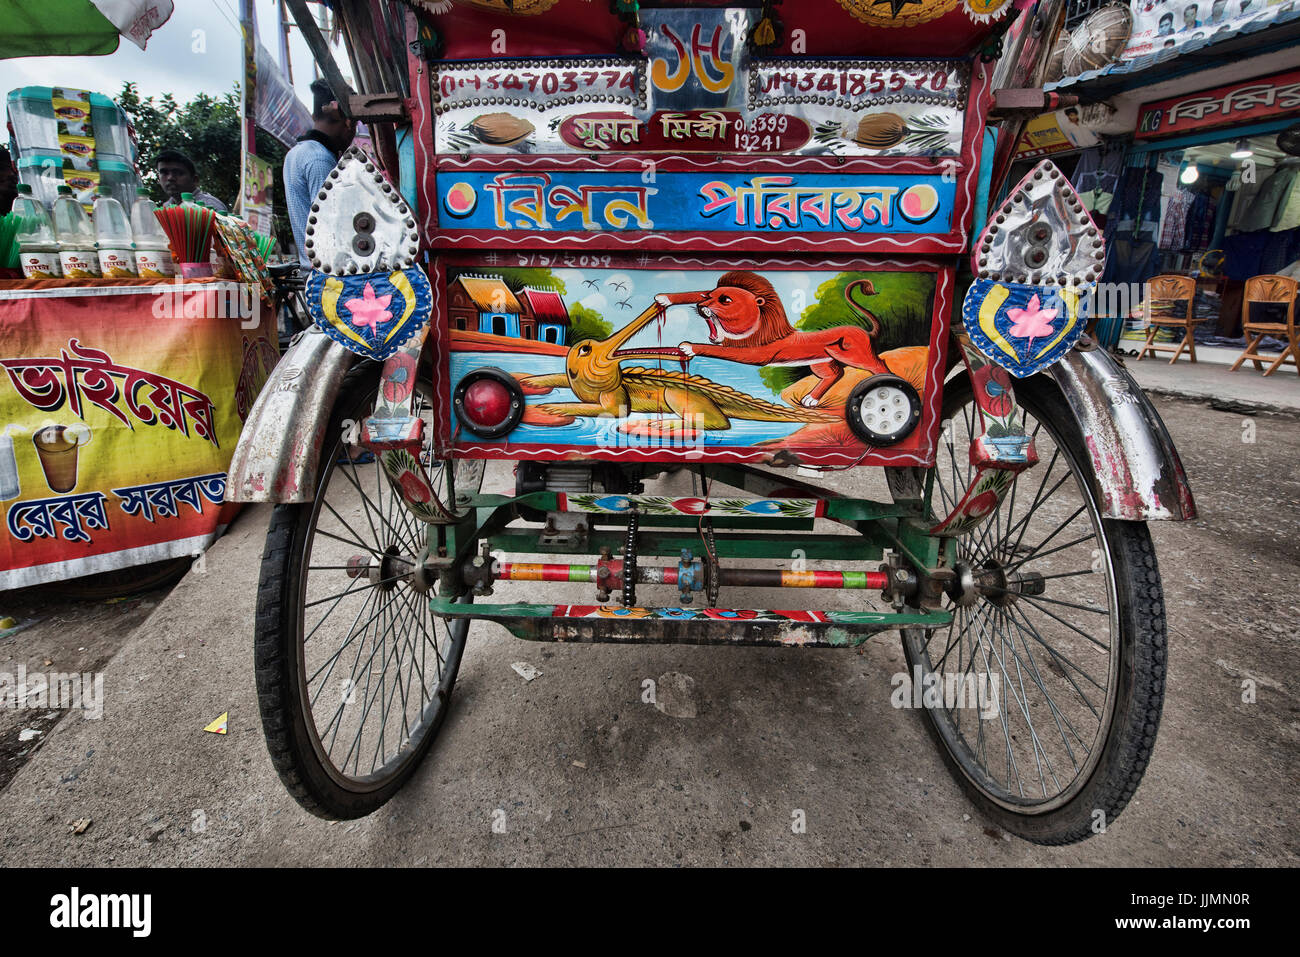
[1015,107,1101,158]
[1135,67,1300,139]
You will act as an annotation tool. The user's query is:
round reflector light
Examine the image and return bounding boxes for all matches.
[845,374,922,446]
[453,367,524,439]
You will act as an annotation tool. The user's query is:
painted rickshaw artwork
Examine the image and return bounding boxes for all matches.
[228,0,1196,845]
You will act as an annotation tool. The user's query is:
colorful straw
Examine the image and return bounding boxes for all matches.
[153,198,217,264]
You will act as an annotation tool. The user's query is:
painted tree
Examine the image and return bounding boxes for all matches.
[569,302,612,343]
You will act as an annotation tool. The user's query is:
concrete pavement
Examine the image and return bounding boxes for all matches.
[0,393,1295,866]
[1123,344,1299,414]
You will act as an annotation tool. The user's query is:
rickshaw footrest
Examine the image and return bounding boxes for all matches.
[429,597,949,647]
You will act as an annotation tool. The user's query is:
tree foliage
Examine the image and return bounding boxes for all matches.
[117,81,290,248]
[488,267,567,296]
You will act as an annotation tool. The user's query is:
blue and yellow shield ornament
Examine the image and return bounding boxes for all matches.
[963,279,1089,378]
[303,145,431,361]
[962,159,1105,378]
[306,267,432,360]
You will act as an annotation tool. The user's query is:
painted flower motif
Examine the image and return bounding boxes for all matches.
[396,471,430,503]
[741,500,783,514]
[597,606,651,618]
[382,354,416,404]
[703,608,758,620]
[346,282,394,337]
[971,364,1014,418]
[594,495,632,512]
[964,489,1000,520]
[657,608,699,619]
[673,497,708,514]
[1005,293,1058,344]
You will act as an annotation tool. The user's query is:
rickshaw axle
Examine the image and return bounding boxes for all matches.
[483,559,889,594]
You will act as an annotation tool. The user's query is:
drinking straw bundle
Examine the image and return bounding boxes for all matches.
[0,213,22,270]
[154,201,216,264]
[251,231,276,262]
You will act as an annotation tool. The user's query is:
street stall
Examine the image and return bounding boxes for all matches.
[0,277,278,590]
[0,2,281,590]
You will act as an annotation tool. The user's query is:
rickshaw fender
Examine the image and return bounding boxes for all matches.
[225,328,358,504]
[1045,346,1196,522]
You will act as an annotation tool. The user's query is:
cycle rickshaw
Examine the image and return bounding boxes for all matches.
[228,0,1194,844]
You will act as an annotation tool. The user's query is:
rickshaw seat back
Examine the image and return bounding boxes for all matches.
[412,2,1009,470]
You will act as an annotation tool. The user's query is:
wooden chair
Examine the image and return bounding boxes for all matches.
[1136,275,1200,364]
[1229,275,1299,376]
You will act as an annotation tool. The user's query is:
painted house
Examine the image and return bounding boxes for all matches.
[518,286,571,345]
[448,275,524,337]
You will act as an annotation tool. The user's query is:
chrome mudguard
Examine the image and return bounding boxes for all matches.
[1047,346,1196,522]
[225,329,358,504]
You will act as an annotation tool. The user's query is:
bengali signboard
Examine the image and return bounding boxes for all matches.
[431,6,967,157]
[1135,68,1300,139]
[0,281,278,588]
[438,170,954,236]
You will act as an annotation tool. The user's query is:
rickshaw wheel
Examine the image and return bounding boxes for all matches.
[253,364,476,820]
[898,371,1167,845]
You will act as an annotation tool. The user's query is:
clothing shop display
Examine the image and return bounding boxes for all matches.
[1236,160,1299,233]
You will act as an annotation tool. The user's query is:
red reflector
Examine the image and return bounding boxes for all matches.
[463,378,512,428]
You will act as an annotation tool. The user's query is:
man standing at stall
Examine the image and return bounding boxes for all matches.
[284,79,356,266]
[155,148,228,212]
[0,146,18,216]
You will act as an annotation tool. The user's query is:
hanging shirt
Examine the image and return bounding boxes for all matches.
[1227,178,1263,232]
[1160,187,1194,250]
[1270,174,1300,232]
[1071,143,1124,215]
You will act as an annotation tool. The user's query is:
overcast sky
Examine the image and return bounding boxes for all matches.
[0,0,350,115]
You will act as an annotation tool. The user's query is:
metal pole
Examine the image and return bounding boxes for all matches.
[278,0,294,84]
[238,0,258,217]
[285,0,355,117]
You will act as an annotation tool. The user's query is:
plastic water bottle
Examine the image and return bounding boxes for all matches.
[12,183,63,279]
[93,185,137,278]
[52,184,101,278]
[129,188,175,278]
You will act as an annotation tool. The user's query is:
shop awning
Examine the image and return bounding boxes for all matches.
[0,0,175,59]
[1047,7,1300,100]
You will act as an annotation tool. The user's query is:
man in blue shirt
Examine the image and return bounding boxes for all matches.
[284,79,355,266]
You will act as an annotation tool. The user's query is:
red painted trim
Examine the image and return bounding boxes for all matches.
[436,153,963,177]
[951,57,994,251]
[407,6,438,248]
[428,230,963,256]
